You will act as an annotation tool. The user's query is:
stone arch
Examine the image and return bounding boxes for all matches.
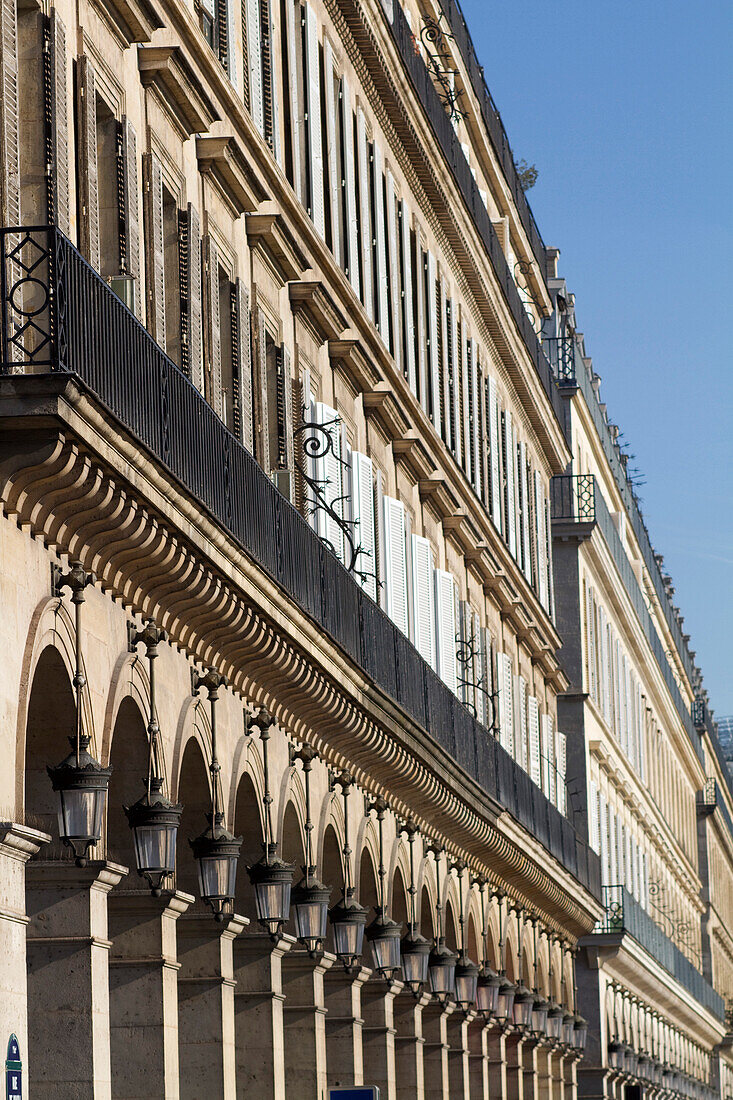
[391,863,410,928]
[280,799,305,868]
[106,695,150,879]
[419,882,436,939]
[444,897,459,953]
[176,736,212,903]
[233,769,264,917]
[358,843,379,913]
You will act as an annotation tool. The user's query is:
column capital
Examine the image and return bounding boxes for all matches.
[26,858,128,893]
[0,821,50,863]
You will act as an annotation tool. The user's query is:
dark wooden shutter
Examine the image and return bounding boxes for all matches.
[120,116,140,313]
[240,0,251,110]
[275,343,294,470]
[142,151,166,348]
[260,0,274,150]
[76,56,100,270]
[204,233,222,417]
[0,0,20,229]
[232,277,254,451]
[46,11,70,235]
[254,306,270,467]
[180,202,204,390]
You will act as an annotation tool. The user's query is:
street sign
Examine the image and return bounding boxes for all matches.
[328,1090,379,1099]
[5,1035,21,1100]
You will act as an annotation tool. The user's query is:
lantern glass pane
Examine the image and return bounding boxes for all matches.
[497,987,515,1021]
[370,931,400,975]
[254,879,291,924]
[476,978,499,1016]
[455,971,478,1008]
[294,898,328,942]
[402,948,429,987]
[532,1004,549,1035]
[575,1023,588,1051]
[58,787,106,843]
[333,918,365,960]
[133,823,177,875]
[198,853,237,901]
[429,959,456,997]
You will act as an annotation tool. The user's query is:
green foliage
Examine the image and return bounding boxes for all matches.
[515,158,539,192]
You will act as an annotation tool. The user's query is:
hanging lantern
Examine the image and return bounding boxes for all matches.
[190,669,242,921]
[637,1054,650,1080]
[289,745,331,954]
[532,995,550,1036]
[125,778,182,894]
[47,564,111,866]
[125,620,182,895]
[366,912,402,980]
[48,734,112,866]
[248,844,295,934]
[497,977,517,1023]
[562,1011,577,1046]
[401,929,432,995]
[513,982,535,1029]
[455,956,479,1011]
[330,888,368,971]
[573,1013,589,1051]
[476,963,501,1017]
[608,1039,625,1071]
[546,1002,564,1042]
[428,939,458,999]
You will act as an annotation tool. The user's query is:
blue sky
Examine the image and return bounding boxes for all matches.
[459,0,733,714]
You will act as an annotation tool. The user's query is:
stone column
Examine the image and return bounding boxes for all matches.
[324,961,369,1089]
[394,989,430,1099]
[25,858,127,1099]
[522,1035,540,1100]
[505,1029,526,1100]
[422,999,454,1100]
[233,932,292,1100]
[536,1043,555,1100]
[282,946,333,1098]
[0,823,48,1083]
[107,888,193,1098]
[446,1008,472,1099]
[466,1017,491,1100]
[176,908,248,1100]
[361,976,402,1100]
[487,1025,508,1100]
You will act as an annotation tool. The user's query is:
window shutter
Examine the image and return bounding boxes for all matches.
[275,344,294,471]
[437,284,450,450]
[589,780,599,853]
[546,495,555,620]
[502,410,517,558]
[599,792,608,884]
[477,366,489,509]
[121,117,141,315]
[386,170,402,367]
[255,307,270,468]
[382,495,408,636]
[448,297,461,465]
[556,730,567,814]
[528,696,541,787]
[373,465,387,610]
[399,199,416,393]
[47,12,70,235]
[460,324,471,482]
[434,569,457,693]
[515,674,528,771]
[246,0,264,134]
[425,252,442,437]
[284,0,304,202]
[233,278,254,451]
[76,56,100,270]
[487,377,502,533]
[350,451,376,599]
[534,470,548,609]
[497,653,514,755]
[410,534,435,668]
[181,203,204,391]
[304,4,324,237]
[540,712,553,799]
[608,804,617,884]
[204,234,223,418]
[469,338,480,495]
[457,601,473,710]
[341,80,359,297]
[262,0,280,161]
[372,143,389,342]
[311,402,345,561]
[143,152,166,349]
[323,40,340,261]
[356,108,373,318]
[518,442,532,581]
[415,240,428,412]
[0,0,20,229]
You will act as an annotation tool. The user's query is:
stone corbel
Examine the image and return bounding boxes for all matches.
[392,430,435,481]
[328,331,383,393]
[196,136,266,215]
[138,46,220,135]
[246,202,309,283]
[288,279,347,344]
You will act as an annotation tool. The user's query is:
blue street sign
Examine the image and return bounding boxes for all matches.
[328,1090,379,1099]
[5,1035,21,1100]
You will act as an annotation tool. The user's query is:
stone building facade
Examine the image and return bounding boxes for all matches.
[0,0,728,1095]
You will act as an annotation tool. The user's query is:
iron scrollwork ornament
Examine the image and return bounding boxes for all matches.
[416,14,467,126]
[513,258,543,336]
[294,409,377,591]
[455,622,499,735]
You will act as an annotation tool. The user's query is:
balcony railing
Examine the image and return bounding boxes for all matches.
[0,225,601,898]
[542,337,576,384]
[596,886,724,1020]
[550,474,596,524]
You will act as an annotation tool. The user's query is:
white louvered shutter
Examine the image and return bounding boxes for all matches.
[487,377,502,532]
[519,442,532,581]
[546,495,556,620]
[383,496,408,635]
[247,0,264,135]
[373,143,389,341]
[121,117,141,314]
[312,402,345,562]
[426,252,442,438]
[599,793,609,884]
[608,804,617,884]
[184,203,204,391]
[400,199,416,393]
[304,5,324,237]
[534,471,548,609]
[528,695,541,786]
[143,152,166,349]
[386,171,402,366]
[434,570,457,692]
[503,410,517,558]
[341,79,359,297]
[449,299,462,466]
[497,653,514,755]
[234,278,254,451]
[204,235,222,418]
[284,0,303,202]
[438,285,451,451]
[323,41,340,260]
[556,730,567,814]
[515,674,528,772]
[76,56,100,271]
[470,338,481,494]
[49,12,70,236]
[410,535,435,668]
[541,713,555,801]
[589,780,600,853]
[350,451,377,600]
[356,108,373,318]
[461,323,471,482]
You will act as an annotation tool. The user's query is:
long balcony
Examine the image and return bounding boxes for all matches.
[591,886,724,1021]
[0,225,601,897]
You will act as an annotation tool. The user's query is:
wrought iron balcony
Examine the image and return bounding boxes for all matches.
[542,336,576,384]
[593,886,724,1021]
[0,225,601,898]
[550,473,596,524]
